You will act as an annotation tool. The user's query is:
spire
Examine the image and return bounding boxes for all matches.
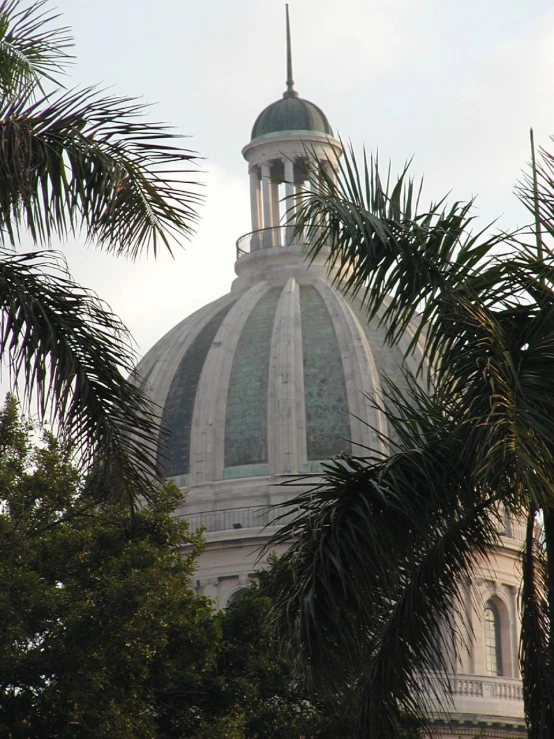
[284,5,298,98]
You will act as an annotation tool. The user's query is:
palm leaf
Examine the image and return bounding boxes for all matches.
[0,248,164,506]
[298,146,554,509]
[0,0,72,98]
[516,133,554,246]
[0,87,202,256]
[294,144,508,359]
[282,135,554,737]
[434,269,554,510]
[353,495,500,738]
[268,379,503,737]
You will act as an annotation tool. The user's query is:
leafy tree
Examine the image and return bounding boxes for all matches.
[0,396,375,739]
[211,570,358,739]
[269,140,554,737]
[235,567,421,739]
[0,0,202,506]
[0,394,220,738]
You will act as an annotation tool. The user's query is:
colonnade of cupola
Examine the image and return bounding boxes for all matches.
[237,3,343,254]
[242,136,342,251]
[246,151,339,235]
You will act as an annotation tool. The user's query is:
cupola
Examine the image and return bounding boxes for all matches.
[241,5,342,252]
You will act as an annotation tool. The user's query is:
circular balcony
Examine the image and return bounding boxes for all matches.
[440,674,525,726]
[180,504,298,534]
[235,225,324,259]
[181,506,527,541]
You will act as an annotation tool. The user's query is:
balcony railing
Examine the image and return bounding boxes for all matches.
[179,505,528,539]
[180,505,529,539]
[180,505,298,534]
[425,674,525,725]
[450,675,522,701]
[502,518,526,542]
[236,225,326,259]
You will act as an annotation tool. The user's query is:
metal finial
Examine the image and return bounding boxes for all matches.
[284,5,298,98]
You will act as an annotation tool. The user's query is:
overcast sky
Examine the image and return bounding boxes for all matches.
[19,0,554,359]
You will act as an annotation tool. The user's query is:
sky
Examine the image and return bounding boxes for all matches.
[17,0,554,361]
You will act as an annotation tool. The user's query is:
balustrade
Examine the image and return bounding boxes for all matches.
[181,505,298,534]
[236,225,326,258]
[449,676,522,702]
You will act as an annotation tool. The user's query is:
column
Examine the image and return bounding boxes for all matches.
[320,160,337,246]
[310,160,322,244]
[284,158,295,245]
[296,179,307,244]
[322,159,338,190]
[271,180,280,245]
[249,168,261,233]
[261,162,272,248]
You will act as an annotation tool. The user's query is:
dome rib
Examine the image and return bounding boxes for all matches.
[138,293,237,411]
[267,278,307,475]
[160,302,235,478]
[189,282,271,484]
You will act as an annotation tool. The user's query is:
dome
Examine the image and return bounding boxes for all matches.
[137,249,420,490]
[134,12,527,731]
[251,94,333,141]
[249,4,333,142]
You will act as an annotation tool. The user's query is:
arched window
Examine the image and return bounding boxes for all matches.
[484,600,503,676]
[226,588,247,607]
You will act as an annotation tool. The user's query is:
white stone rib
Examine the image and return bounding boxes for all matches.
[314,280,386,456]
[189,281,271,484]
[132,291,240,472]
[267,277,307,475]
[138,292,238,410]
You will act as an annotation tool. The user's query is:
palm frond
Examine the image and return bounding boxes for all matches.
[0,248,164,506]
[282,135,554,737]
[431,277,554,510]
[0,86,202,257]
[354,495,500,738]
[268,378,502,737]
[294,143,508,364]
[270,464,500,737]
[0,0,72,98]
[516,134,554,244]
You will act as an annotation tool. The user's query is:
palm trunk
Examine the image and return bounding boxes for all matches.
[520,506,554,738]
[543,507,554,663]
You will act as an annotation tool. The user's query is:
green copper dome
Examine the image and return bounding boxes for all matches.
[251,5,333,142]
[251,94,333,141]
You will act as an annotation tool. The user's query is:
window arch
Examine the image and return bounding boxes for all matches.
[484,600,503,676]
[226,588,247,607]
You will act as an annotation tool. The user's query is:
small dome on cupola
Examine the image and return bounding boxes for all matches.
[251,96,333,141]
[251,5,333,141]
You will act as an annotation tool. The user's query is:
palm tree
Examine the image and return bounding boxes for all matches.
[269,141,554,738]
[0,0,202,505]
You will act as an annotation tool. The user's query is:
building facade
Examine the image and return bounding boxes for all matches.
[138,14,526,737]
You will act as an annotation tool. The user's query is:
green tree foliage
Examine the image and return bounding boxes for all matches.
[0,396,373,739]
[270,141,554,738]
[0,0,202,507]
[0,395,219,738]
[204,569,423,739]
[210,571,356,739]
